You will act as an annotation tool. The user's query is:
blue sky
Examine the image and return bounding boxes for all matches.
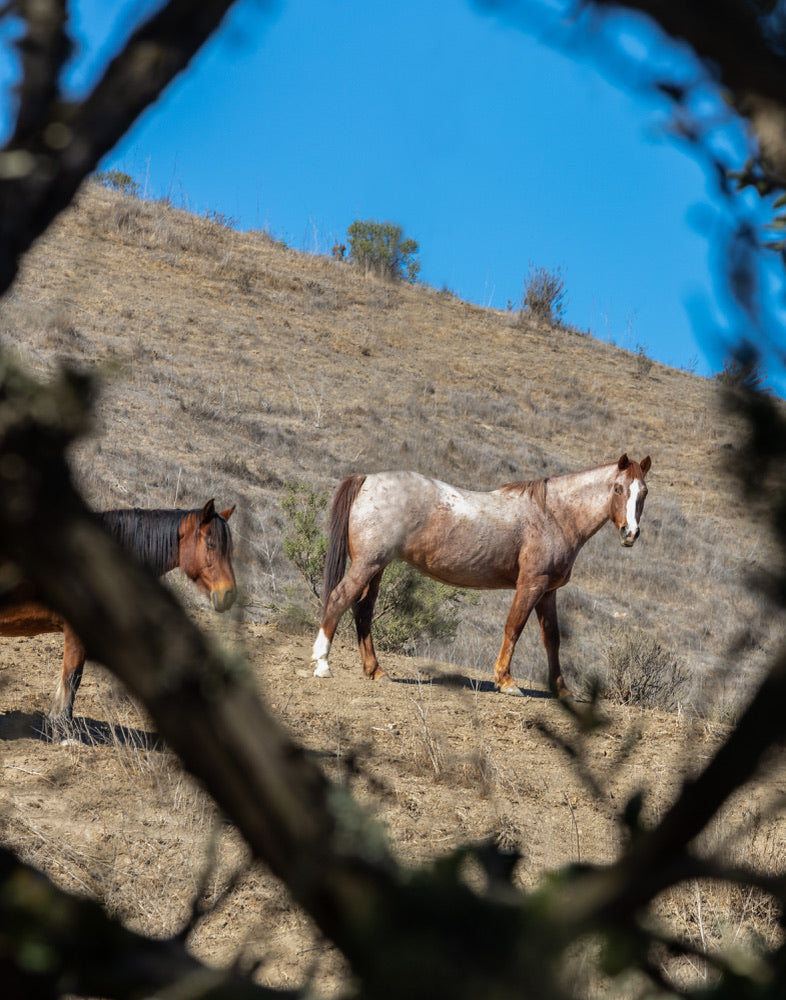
[2,1,778,381]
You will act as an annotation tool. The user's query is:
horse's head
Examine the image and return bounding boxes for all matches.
[179,500,237,612]
[610,454,651,547]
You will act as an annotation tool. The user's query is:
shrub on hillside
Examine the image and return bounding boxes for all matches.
[635,342,654,379]
[600,623,690,711]
[281,483,329,602]
[715,351,767,392]
[519,263,567,325]
[93,169,140,197]
[281,482,469,650]
[346,219,421,282]
[366,560,467,653]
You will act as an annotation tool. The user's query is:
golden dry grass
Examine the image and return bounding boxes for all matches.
[3,181,778,713]
[0,182,784,997]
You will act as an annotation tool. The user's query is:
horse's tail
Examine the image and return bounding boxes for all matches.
[322,474,366,616]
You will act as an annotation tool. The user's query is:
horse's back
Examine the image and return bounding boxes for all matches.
[350,471,525,588]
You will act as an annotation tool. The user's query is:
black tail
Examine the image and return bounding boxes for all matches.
[322,475,366,616]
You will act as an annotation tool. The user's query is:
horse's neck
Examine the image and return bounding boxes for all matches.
[547,465,616,547]
[101,509,182,577]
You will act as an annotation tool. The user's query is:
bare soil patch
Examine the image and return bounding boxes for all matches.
[3,617,785,995]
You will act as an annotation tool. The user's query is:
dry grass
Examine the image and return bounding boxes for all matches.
[1,182,785,995]
[1,181,778,723]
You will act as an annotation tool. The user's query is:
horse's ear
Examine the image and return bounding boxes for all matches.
[640,456,651,476]
[199,499,216,524]
[220,505,236,521]
[617,453,630,471]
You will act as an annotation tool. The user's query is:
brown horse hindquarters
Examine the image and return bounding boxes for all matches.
[0,601,86,728]
[0,601,64,638]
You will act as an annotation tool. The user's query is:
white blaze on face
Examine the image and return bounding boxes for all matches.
[626,480,642,534]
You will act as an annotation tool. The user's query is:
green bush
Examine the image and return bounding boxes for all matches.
[93,169,140,197]
[281,482,469,650]
[346,219,421,282]
[369,561,467,652]
[281,483,329,602]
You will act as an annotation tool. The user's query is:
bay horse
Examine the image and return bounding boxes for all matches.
[0,499,236,728]
[312,455,650,697]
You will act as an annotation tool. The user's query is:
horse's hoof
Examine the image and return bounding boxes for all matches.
[43,714,75,744]
[312,662,332,678]
[499,683,524,697]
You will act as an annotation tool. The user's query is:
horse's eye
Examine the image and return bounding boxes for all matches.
[614,485,622,495]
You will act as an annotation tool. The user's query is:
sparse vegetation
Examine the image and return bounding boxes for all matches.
[715,351,768,392]
[519,263,567,324]
[599,623,691,711]
[93,169,140,197]
[203,207,239,230]
[635,342,654,379]
[281,482,329,602]
[346,219,421,282]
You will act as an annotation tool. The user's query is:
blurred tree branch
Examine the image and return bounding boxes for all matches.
[0,847,291,1000]
[3,0,786,997]
[0,0,239,295]
[589,0,786,157]
[581,0,786,248]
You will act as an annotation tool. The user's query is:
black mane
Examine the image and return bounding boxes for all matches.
[98,507,231,576]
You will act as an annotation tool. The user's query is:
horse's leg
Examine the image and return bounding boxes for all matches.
[48,623,86,729]
[493,577,546,696]
[312,561,387,678]
[352,569,385,680]
[535,589,570,698]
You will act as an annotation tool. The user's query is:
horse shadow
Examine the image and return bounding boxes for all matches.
[389,672,553,700]
[0,709,162,749]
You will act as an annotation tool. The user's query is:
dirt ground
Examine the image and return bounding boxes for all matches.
[2,610,784,996]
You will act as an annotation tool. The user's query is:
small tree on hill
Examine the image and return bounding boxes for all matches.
[346,219,421,282]
[92,169,140,197]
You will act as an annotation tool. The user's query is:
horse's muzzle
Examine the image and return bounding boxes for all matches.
[211,587,237,613]
[619,525,639,547]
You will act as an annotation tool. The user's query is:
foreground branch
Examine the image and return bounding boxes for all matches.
[586,0,786,180]
[0,0,239,295]
[0,848,288,999]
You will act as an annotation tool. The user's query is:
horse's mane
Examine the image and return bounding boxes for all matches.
[98,507,231,576]
[498,477,549,509]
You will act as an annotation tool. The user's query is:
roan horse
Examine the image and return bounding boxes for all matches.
[312,455,650,697]
[0,499,236,728]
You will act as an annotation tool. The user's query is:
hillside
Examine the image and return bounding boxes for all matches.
[0,183,784,996]
[4,182,777,708]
